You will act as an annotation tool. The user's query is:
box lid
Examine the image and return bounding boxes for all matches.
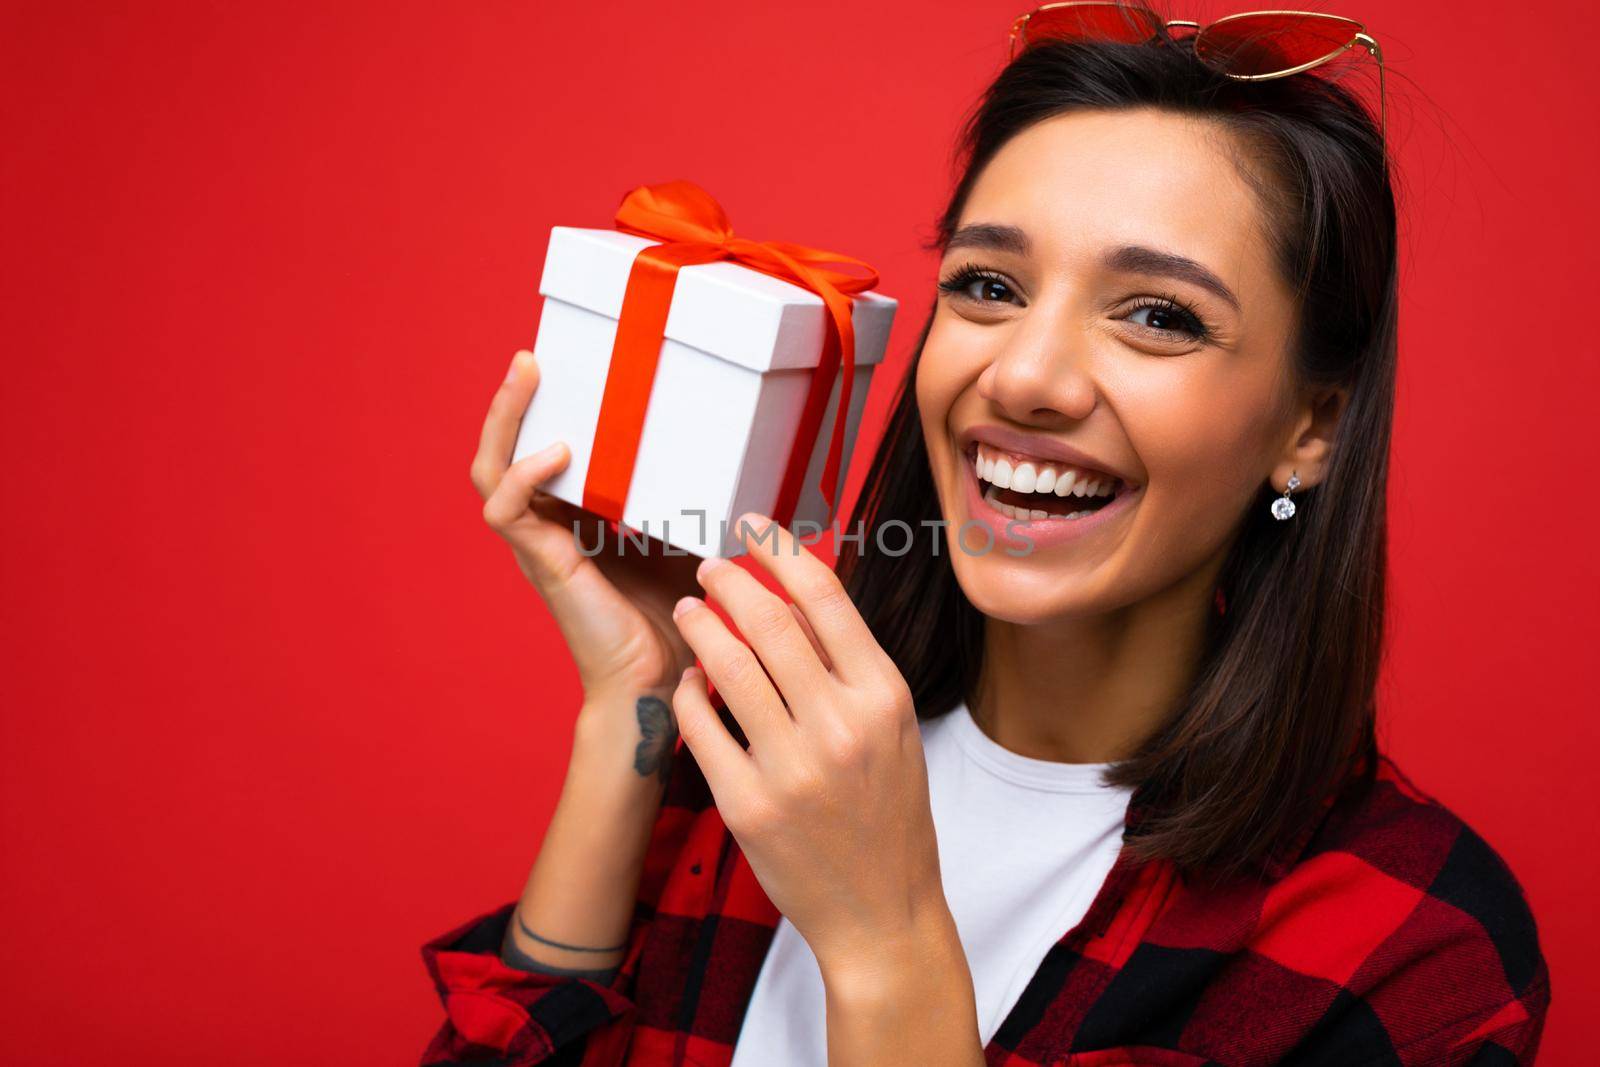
[538,226,897,374]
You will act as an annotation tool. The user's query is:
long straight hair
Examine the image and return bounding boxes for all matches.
[836,31,1398,881]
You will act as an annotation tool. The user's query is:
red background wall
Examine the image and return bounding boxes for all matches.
[2,2,1592,1062]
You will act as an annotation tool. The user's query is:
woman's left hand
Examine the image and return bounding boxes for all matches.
[668,512,953,982]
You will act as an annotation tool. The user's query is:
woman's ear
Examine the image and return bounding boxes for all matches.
[1272,384,1348,491]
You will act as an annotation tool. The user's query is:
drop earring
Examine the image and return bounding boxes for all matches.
[1271,472,1301,521]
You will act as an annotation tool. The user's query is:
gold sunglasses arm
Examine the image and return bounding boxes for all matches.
[1356,31,1387,174]
[1008,12,1031,53]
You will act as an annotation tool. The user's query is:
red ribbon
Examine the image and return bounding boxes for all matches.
[581,180,881,532]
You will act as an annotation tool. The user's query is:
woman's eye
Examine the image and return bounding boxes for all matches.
[937,268,1019,306]
[1125,299,1210,342]
[935,269,1213,344]
[965,277,1015,303]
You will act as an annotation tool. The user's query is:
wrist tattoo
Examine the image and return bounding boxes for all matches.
[501,907,625,982]
[501,936,619,981]
[632,694,678,785]
[515,907,627,953]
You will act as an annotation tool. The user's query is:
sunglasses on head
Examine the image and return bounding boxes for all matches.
[1008,3,1386,168]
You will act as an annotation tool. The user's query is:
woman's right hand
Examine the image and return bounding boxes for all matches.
[470,349,706,702]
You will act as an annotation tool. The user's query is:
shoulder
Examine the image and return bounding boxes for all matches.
[1307,751,1545,985]
[1249,750,1551,1052]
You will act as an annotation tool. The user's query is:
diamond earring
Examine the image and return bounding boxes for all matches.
[1271,472,1301,521]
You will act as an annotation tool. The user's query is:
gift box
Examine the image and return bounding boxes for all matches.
[511,181,898,558]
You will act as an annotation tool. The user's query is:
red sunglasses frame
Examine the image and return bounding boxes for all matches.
[1008,3,1386,167]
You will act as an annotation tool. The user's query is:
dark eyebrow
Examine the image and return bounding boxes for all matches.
[1102,244,1241,311]
[942,224,1241,312]
[943,223,1032,257]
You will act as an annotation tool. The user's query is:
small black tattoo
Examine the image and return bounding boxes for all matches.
[501,935,618,982]
[500,907,624,983]
[633,695,679,785]
[515,907,627,953]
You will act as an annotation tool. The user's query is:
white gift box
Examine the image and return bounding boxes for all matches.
[511,226,897,558]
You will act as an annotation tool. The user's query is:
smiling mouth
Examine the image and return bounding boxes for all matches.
[965,441,1133,522]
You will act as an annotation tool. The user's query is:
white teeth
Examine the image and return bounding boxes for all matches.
[983,486,1095,523]
[983,486,1012,519]
[971,443,1123,503]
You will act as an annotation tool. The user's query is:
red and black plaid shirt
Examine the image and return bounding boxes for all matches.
[419,720,1550,1065]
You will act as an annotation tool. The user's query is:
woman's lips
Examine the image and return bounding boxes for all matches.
[959,423,1133,485]
[957,445,1140,553]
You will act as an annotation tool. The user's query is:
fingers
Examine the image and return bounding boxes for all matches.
[671,665,757,801]
[482,439,571,532]
[472,348,598,576]
[692,556,832,704]
[672,593,794,759]
[481,438,649,666]
[730,513,888,685]
[481,440,580,586]
[788,603,834,673]
[470,349,541,502]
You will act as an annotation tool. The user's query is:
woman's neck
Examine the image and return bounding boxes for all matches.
[970,557,1222,765]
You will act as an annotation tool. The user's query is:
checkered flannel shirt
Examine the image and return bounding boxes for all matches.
[419,715,1550,1066]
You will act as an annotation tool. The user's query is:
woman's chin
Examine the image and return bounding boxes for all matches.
[947,553,1111,626]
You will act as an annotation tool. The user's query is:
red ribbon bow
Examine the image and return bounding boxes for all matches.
[582,180,881,532]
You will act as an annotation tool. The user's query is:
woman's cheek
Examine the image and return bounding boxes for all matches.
[1121,388,1267,579]
[914,336,978,485]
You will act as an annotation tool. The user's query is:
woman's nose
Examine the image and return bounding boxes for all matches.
[976,320,1097,424]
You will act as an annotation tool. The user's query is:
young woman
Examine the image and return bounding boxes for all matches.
[425,14,1550,1067]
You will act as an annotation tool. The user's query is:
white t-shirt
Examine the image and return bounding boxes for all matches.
[728,700,1135,1065]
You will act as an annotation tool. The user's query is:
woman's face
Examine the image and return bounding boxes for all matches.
[916,107,1317,625]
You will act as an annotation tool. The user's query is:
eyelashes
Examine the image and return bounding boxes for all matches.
[1126,292,1215,343]
[936,263,1015,304]
[935,261,1218,344]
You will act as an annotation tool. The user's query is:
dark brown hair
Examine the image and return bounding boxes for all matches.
[837,28,1397,882]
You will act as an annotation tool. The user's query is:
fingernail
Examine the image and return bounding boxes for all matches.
[505,350,533,383]
[536,440,565,461]
[696,556,726,582]
[672,595,702,619]
[736,512,772,534]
